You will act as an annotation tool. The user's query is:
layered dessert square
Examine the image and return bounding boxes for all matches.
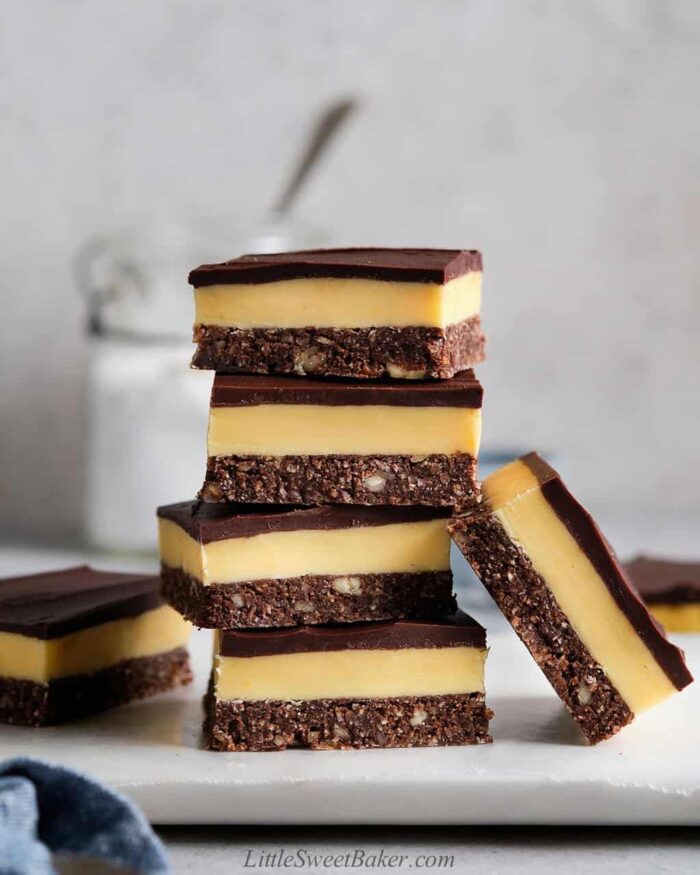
[0,566,192,726]
[189,248,485,379]
[200,370,482,507]
[204,611,492,751]
[158,501,455,628]
[625,556,700,633]
[449,453,693,744]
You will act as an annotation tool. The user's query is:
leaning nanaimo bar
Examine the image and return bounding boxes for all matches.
[448,453,693,744]
[0,566,192,726]
[189,248,485,379]
[204,611,492,751]
[158,501,455,628]
[625,556,700,633]
[200,370,482,507]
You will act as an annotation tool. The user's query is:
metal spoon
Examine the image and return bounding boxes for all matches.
[272,98,356,217]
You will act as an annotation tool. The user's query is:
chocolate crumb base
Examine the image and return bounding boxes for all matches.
[162,566,456,629]
[191,317,486,380]
[448,514,633,744]
[0,646,192,727]
[204,690,493,751]
[201,454,480,507]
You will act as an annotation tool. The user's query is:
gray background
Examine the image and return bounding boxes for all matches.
[2,0,699,540]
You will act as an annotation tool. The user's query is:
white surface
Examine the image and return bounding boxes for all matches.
[1,621,698,826]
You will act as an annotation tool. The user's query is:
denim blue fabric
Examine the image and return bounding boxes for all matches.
[0,758,168,874]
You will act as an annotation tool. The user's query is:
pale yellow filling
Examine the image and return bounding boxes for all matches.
[0,606,191,683]
[484,460,677,714]
[215,644,486,701]
[208,405,481,457]
[159,517,450,585]
[648,604,700,634]
[194,272,481,330]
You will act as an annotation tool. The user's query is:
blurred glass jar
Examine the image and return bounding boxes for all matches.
[77,217,321,553]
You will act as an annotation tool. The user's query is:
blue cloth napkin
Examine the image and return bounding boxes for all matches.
[0,758,169,874]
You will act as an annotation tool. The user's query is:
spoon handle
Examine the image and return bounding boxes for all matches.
[273,98,355,216]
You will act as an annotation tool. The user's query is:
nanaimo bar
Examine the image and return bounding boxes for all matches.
[190,248,485,379]
[0,566,192,726]
[201,371,483,507]
[449,453,693,744]
[158,501,455,628]
[205,612,492,751]
[625,556,700,633]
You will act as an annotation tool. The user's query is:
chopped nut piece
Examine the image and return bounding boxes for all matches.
[578,680,593,705]
[293,601,315,613]
[410,708,428,726]
[363,472,394,493]
[333,576,363,595]
[293,347,325,375]
[386,363,427,380]
[200,482,223,502]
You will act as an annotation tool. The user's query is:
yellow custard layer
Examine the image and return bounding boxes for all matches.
[194,272,482,330]
[215,645,486,702]
[208,405,481,457]
[0,606,191,683]
[484,460,677,714]
[159,517,450,585]
[649,604,700,634]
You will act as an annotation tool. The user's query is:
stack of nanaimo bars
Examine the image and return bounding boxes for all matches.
[158,247,693,750]
[158,248,494,750]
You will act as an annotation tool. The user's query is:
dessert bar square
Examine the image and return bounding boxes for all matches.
[449,453,693,744]
[158,501,456,628]
[625,556,700,633]
[0,566,192,726]
[190,248,485,379]
[200,370,482,507]
[204,611,492,751]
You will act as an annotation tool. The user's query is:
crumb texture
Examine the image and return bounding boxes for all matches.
[449,514,634,744]
[161,567,455,629]
[192,318,485,380]
[201,454,479,507]
[205,690,493,751]
[0,647,192,727]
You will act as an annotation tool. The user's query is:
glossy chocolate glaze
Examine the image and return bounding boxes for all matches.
[0,566,163,639]
[219,610,486,658]
[625,556,700,604]
[210,369,483,408]
[190,248,482,287]
[158,500,450,544]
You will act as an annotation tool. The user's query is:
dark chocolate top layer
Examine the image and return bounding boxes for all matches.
[0,566,164,640]
[219,611,486,658]
[517,453,693,692]
[624,556,700,605]
[158,500,450,544]
[189,248,482,287]
[210,370,482,409]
